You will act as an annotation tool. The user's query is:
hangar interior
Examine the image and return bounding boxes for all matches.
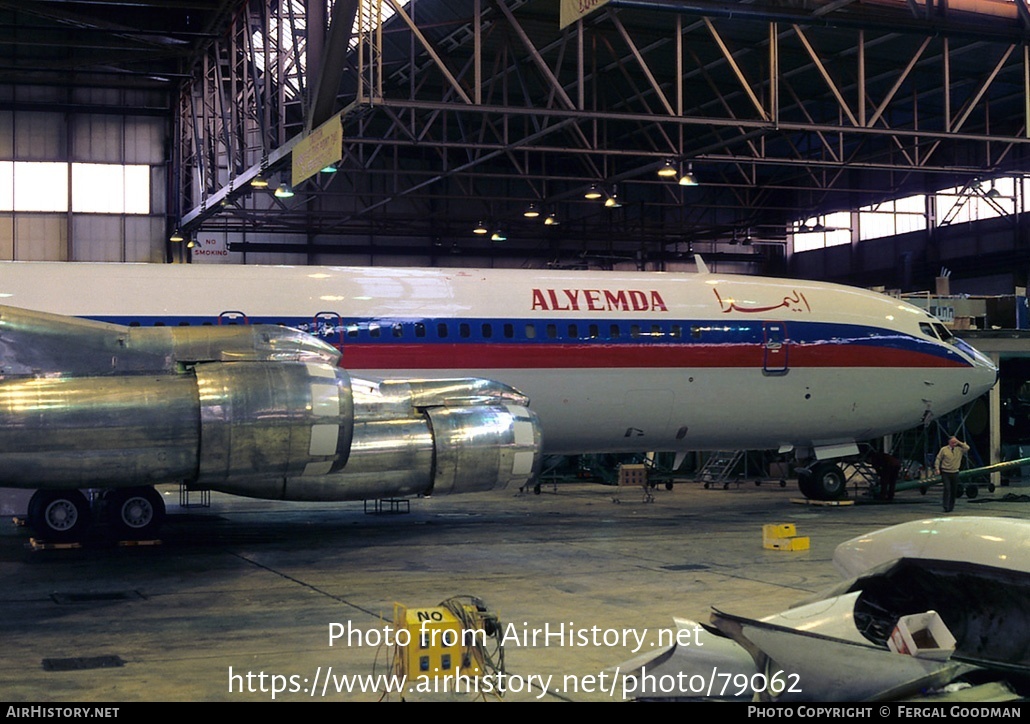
[5,0,1030,473]
[2,0,1030,285]
[0,0,1029,704]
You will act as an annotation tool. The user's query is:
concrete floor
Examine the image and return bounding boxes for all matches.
[1,477,1027,702]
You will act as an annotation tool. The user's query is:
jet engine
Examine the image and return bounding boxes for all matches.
[0,306,542,541]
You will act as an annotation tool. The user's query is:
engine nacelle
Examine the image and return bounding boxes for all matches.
[207,375,542,500]
[0,362,541,500]
[0,360,354,489]
[0,307,543,510]
[232,403,542,501]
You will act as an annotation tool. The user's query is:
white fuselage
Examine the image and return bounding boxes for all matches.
[0,262,997,456]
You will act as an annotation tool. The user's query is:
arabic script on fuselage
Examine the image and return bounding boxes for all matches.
[713,288,811,314]
[531,288,669,312]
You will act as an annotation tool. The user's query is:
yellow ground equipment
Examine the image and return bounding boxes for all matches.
[392,596,504,691]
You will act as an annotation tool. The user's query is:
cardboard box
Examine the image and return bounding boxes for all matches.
[888,611,956,660]
[618,464,648,487]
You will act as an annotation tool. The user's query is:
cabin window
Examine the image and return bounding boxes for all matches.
[525,324,536,339]
[546,324,557,339]
[568,324,578,338]
[651,324,661,337]
[670,325,681,338]
[459,322,471,338]
[346,324,359,339]
[609,324,620,339]
[630,325,641,338]
[414,322,426,338]
[691,326,701,339]
[369,324,381,339]
[503,323,514,339]
[437,323,449,338]
[589,324,600,339]
[392,323,404,338]
[482,323,493,338]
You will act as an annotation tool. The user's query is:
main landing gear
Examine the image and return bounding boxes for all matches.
[796,462,847,500]
[26,486,166,543]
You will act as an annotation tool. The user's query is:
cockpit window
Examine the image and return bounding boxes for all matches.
[920,321,956,344]
[933,323,954,342]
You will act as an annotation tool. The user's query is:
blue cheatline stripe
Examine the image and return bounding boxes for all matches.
[92,314,966,367]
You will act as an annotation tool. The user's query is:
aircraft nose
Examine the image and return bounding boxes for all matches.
[966,343,998,395]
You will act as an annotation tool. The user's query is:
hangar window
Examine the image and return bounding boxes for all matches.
[0,162,66,211]
[937,177,1016,226]
[0,162,150,213]
[791,211,851,252]
[72,163,150,213]
[858,194,926,240]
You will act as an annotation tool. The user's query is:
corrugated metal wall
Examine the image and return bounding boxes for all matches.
[0,105,167,263]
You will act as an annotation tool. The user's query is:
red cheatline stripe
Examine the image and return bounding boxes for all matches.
[334,343,968,370]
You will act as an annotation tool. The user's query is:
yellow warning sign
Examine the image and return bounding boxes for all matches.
[559,0,611,30]
[292,114,343,187]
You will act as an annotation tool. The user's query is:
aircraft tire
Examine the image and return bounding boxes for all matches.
[796,471,817,498]
[808,463,847,500]
[27,489,92,543]
[106,487,165,540]
[964,484,978,500]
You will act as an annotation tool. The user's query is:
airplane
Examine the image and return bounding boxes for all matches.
[0,259,998,542]
[618,516,1030,701]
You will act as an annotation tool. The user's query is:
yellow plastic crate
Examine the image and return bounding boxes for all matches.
[762,523,797,539]
[763,536,810,551]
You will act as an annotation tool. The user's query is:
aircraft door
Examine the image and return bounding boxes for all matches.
[313,312,343,349]
[218,311,249,325]
[763,322,789,375]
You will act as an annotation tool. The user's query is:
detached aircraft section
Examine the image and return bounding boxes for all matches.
[0,306,541,542]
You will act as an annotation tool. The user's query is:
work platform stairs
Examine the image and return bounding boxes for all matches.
[695,450,745,489]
